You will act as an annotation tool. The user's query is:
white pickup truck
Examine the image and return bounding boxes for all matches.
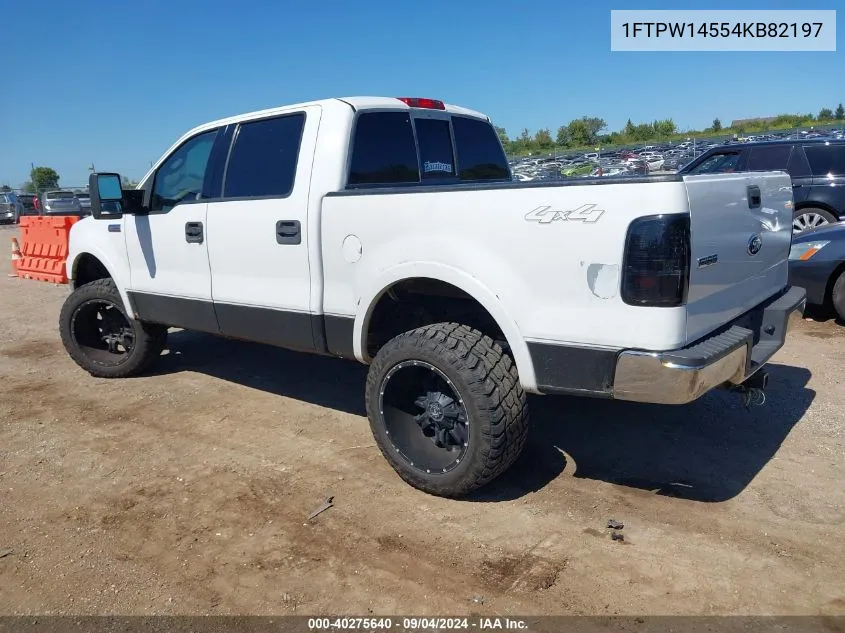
[60,96,806,497]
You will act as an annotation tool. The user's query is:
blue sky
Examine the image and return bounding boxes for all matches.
[0,0,842,186]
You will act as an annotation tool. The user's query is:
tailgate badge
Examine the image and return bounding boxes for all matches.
[748,234,763,256]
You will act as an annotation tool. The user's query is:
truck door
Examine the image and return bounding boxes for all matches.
[205,106,320,352]
[124,127,221,332]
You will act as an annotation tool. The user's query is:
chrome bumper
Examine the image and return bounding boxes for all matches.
[612,287,807,405]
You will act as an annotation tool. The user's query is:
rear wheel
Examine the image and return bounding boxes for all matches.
[793,208,836,234]
[365,322,529,498]
[59,279,167,378]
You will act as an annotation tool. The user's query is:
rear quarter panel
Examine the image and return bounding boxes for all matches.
[320,179,693,379]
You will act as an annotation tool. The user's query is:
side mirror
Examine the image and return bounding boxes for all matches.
[89,172,124,220]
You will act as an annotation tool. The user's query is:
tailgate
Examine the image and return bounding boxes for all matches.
[683,171,793,343]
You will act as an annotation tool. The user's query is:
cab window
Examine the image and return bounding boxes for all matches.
[151,129,218,212]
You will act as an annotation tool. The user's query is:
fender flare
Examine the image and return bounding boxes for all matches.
[69,249,134,316]
[353,261,538,393]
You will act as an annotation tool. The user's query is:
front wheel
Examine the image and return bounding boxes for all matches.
[365,323,529,498]
[59,278,167,378]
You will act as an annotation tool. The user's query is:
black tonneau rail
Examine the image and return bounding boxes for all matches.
[326,174,683,197]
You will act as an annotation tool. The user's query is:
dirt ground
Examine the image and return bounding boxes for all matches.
[1,223,844,617]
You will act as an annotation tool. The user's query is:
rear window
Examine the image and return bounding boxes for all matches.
[804,144,845,176]
[414,118,455,180]
[74,192,89,198]
[347,111,510,187]
[747,145,791,171]
[348,112,420,186]
[47,191,74,199]
[452,116,510,181]
[223,112,306,198]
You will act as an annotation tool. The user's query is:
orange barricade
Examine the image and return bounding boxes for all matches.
[16,216,81,284]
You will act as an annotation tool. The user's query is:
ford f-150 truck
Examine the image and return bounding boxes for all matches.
[60,96,806,497]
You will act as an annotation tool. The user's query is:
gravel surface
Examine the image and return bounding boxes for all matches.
[1,223,844,616]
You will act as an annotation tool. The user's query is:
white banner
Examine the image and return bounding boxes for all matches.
[610,10,837,51]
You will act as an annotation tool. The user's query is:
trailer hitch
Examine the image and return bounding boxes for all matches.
[729,370,768,410]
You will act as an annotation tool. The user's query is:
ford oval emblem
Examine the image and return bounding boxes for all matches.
[748,234,763,256]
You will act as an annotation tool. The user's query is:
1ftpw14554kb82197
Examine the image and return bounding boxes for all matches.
[59,96,806,497]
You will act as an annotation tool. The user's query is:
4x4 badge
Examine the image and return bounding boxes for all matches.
[525,204,605,224]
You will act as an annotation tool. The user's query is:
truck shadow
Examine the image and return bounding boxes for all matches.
[477,363,814,503]
[157,331,814,504]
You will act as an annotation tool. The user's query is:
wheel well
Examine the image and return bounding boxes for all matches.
[73,254,111,289]
[365,278,509,359]
[794,201,841,219]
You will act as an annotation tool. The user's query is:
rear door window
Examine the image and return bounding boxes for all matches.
[223,113,305,198]
[414,118,456,180]
[787,147,812,177]
[804,144,845,176]
[747,145,792,171]
[348,112,420,186]
[452,116,510,181]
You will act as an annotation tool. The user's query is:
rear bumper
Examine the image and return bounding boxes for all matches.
[528,286,807,404]
[613,286,806,404]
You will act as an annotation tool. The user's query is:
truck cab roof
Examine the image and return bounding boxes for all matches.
[138,97,494,190]
[189,96,489,137]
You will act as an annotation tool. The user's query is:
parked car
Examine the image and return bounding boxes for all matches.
[42,190,82,215]
[680,139,845,233]
[61,95,804,497]
[17,193,40,216]
[789,221,845,321]
[625,158,650,175]
[74,191,92,214]
[662,156,688,171]
[0,192,23,224]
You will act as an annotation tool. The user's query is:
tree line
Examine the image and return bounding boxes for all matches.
[4,103,844,189]
[496,103,845,155]
[1,167,137,194]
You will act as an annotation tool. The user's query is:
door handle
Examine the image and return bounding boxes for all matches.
[747,185,762,209]
[276,220,301,245]
[792,184,803,189]
[185,221,204,244]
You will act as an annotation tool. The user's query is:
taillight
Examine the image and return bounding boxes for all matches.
[621,214,690,307]
[396,97,446,110]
